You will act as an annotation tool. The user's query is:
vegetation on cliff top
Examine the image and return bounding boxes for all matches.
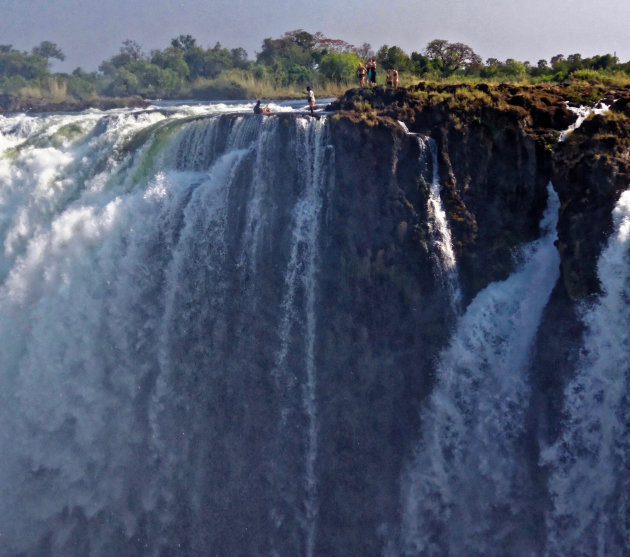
[2,32,630,110]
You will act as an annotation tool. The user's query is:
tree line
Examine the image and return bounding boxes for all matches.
[2,31,630,101]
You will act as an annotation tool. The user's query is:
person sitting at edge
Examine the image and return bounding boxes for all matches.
[254,100,271,114]
[306,86,315,115]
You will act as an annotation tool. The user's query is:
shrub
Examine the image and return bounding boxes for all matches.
[319,51,362,84]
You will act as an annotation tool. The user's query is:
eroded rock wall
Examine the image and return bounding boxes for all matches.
[314,115,456,554]
[331,83,630,301]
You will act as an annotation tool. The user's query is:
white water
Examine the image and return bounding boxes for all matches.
[0,103,331,555]
[424,137,462,310]
[542,189,630,557]
[401,183,560,556]
[402,127,461,310]
[271,116,331,557]
[559,102,610,142]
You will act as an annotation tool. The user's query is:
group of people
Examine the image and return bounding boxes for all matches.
[356,59,376,86]
[356,59,398,88]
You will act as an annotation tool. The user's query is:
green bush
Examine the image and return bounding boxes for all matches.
[319,51,362,84]
[66,75,96,100]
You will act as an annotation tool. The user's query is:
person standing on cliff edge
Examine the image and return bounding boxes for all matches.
[356,62,367,87]
[306,86,315,115]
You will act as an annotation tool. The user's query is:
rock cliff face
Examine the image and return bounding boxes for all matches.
[552,97,630,297]
[331,83,630,301]
[315,117,452,553]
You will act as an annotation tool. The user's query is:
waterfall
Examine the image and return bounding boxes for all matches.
[559,102,610,142]
[0,107,333,555]
[542,189,630,557]
[401,126,461,310]
[3,101,627,556]
[423,137,461,310]
[400,183,560,556]
[269,116,331,557]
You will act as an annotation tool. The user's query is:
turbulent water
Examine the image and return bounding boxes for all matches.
[0,102,628,556]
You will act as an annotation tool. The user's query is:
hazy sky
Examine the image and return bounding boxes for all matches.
[2,0,630,72]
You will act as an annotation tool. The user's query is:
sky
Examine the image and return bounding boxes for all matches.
[1,0,630,72]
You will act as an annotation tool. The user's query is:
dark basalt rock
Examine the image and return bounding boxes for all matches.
[552,106,630,298]
[330,82,630,301]
[315,114,453,554]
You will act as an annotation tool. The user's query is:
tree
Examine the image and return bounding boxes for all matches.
[567,53,583,71]
[502,58,526,77]
[285,30,316,50]
[31,41,65,61]
[319,51,362,83]
[411,51,441,76]
[0,49,49,79]
[171,34,197,52]
[550,54,566,69]
[230,47,250,69]
[590,54,616,70]
[424,39,449,61]
[102,40,145,72]
[120,39,143,61]
[424,39,480,75]
[443,42,481,72]
[150,47,190,78]
[355,43,373,60]
[257,35,315,68]
[376,45,411,71]
[109,68,139,96]
[200,45,234,78]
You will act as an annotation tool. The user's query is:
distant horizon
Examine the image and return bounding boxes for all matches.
[2,0,630,73]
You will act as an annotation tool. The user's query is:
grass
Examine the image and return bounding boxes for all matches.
[187,69,356,100]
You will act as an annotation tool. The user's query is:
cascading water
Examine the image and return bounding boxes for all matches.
[400,183,561,556]
[423,137,461,311]
[399,124,461,311]
[0,104,333,556]
[541,190,630,557]
[559,102,610,142]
